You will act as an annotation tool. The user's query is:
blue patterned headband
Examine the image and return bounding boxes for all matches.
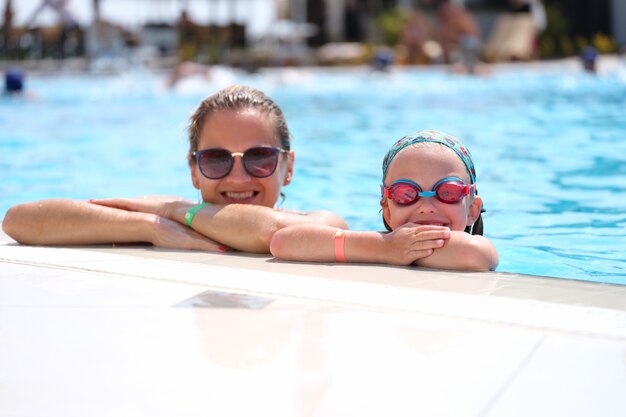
[382,130,477,184]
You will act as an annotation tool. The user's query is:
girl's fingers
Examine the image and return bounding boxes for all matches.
[409,248,435,261]
[406,238,446,253]
[412,229,451,241]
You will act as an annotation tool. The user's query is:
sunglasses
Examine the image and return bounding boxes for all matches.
[193,146,288,180]
[382,177,476,205]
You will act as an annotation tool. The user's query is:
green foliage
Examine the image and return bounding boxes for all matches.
[376,8,410,46]
[540,36,555,58]
[539,2,618,58]
[560,36,575,56]
[539,3,569,57]
[592,33,617,53]
[574,35,588,52]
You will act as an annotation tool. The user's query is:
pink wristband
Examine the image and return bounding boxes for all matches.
[334,230,346,263]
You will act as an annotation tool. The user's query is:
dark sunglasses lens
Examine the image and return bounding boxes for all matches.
[390,183,420,205]
[243,147,280,178]
[198,149,233,179]
[436,181,466,203]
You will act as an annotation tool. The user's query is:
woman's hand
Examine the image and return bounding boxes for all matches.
[90,197,228,252]
[382,223,450,265]
[149,215,227,252]
[90,196,191,221]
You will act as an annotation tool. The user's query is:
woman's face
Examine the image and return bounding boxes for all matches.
[191,109,294,208]
[382,144,481,231]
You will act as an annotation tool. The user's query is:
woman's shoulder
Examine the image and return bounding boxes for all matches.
[275,208,348,229]
[307,210,348,229]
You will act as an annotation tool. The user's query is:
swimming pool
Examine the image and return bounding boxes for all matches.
[1,60,625,283]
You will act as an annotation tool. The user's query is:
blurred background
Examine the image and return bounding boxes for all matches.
[0,0,624,71]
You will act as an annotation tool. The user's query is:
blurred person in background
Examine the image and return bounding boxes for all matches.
[580,46,598,74]
[508,0,546,59]
[3,67,38,99]
[3,67,24,96]
[508,0,546,31]
[436,0,487,74]
[401,10,433,65]
[370,46,394,71]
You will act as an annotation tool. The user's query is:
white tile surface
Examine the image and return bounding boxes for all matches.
[3,245,626,338]
[0,308,539,417]
[1,241,626,416]
[0,262,210,307]
[484,334,626,417]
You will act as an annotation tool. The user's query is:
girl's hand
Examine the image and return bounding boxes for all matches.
[382,223,450,265]
[149,215,228,252]
[90,196,190,220]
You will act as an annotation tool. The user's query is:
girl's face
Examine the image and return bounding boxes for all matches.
[190,109,294,208]
[382,144,482,231]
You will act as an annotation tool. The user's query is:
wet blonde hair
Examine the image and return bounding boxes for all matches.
[187,84,292,161]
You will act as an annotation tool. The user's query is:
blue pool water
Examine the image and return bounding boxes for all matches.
[1,62,626,284]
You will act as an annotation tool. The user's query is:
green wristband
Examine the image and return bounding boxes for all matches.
[185,202,210,227]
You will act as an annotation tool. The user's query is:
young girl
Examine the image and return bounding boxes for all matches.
[270,130,498,271]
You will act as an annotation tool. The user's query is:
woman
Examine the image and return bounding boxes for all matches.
[2,85,347,253]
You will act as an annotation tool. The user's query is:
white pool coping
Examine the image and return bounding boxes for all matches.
[1,229,625,417]
[3,56,626,415]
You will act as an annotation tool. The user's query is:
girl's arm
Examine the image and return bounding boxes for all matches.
[270,223,450,265]
[414,231,499,272]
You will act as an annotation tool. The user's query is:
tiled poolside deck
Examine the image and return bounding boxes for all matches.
[1,230,625,417]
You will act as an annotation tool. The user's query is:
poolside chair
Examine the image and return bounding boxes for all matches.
[483,13,537,62]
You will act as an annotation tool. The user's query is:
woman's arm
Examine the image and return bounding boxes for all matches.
[79,197,349,254]
[414,231,498,272]
[1,198,224,252]
[270,223,450,265]
[2,199,154,245]
[168,202,348,254]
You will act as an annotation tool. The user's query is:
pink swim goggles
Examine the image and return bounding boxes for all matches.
[382,176,476,205]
